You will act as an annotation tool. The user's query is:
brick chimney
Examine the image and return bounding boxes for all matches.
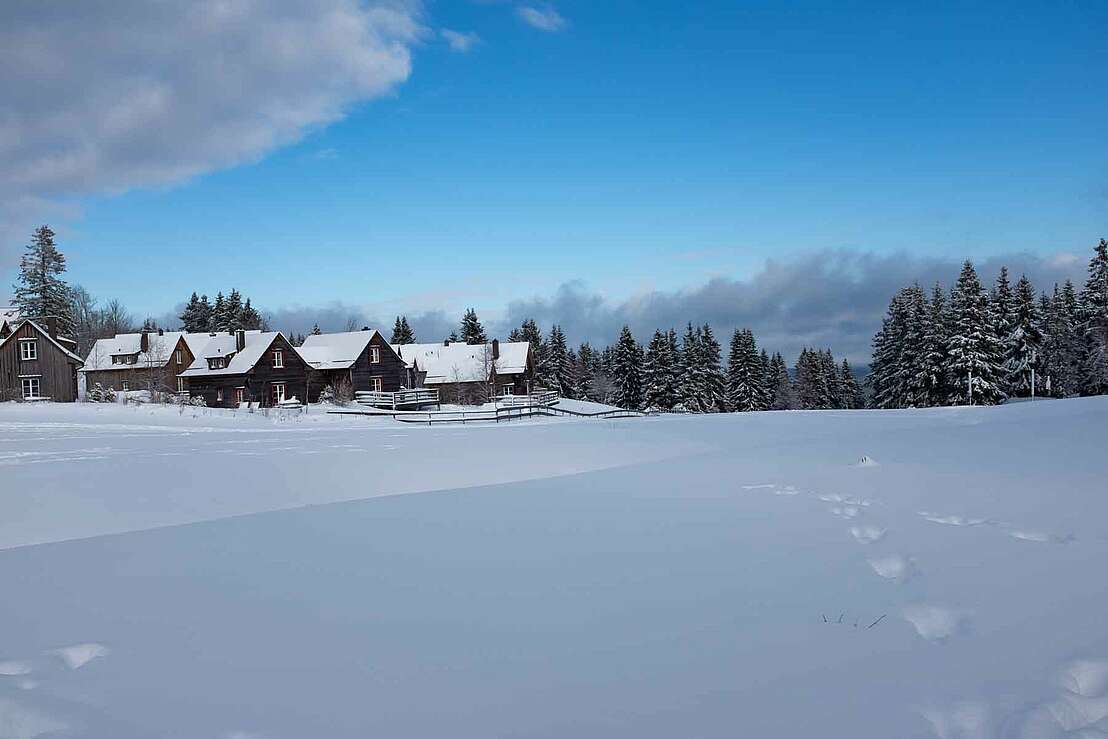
[492,339,500,360]
[140,331,149,353]
[46,316,58,339]
[235,329,246,352]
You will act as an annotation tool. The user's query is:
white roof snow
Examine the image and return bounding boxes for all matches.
[299,330,383,370]
[1,305,19,325]
[179,331,285,377]
[83,331,262,372]
[392,342,530,385]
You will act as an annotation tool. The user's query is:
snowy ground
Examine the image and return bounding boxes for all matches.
[1,398,1107,738]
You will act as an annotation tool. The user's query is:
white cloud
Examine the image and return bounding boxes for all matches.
[441,29,481,53]
[0,0,426,264]
[515,5,567,32]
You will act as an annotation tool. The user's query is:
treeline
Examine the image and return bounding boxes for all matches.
[178,291,265,333]
[507,318,863,412]
[870,238,1108,407]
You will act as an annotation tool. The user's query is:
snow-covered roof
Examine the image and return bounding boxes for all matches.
[82,330,261,372]
[179,331,286,377]
[299,330,383,370]
[392,341,531,385]
[0,319,84,364]
[1,305,19,324]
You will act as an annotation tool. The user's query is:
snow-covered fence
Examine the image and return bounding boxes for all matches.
[498,390,558,408]
[355,388,440,410]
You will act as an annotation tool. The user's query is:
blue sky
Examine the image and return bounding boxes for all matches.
[2,0,1106,344]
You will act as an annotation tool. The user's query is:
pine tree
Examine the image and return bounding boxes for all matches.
[914,283,950,407]
[240,299,263,330]
[311,323,322,335]
[546,325,573,397]
[179,293,204,332]
[700,324,728,412]
[460,308,487,345]
[225,289,243,329]
[726,328,765,412]
[869,287,914,408]
[1041,281,1082,397]
[819,349,840,408]
[643,330,675,410]
[1079,238,1108,395]
[391,316,415,344]
[141,317,158,332]
[759,349,772,409]
[196,295,212,332]
[840,359,864,409]
[575,342,596,400]
[1005,274,1043,397]
[13,225,73,332]
[677,323,705,412]
[210,292,228,332]
[947,260,1006,405]
[612,325,644,410]
[768,352,793,410]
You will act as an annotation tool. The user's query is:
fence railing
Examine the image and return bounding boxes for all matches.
[355,388,440,409]
[497,390,558,407]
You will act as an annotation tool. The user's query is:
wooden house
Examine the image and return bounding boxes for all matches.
[81,330,230,395]
[0,318,84,402]
[179,330,308,408]
[391,340,536,403]
[298,329,411,402]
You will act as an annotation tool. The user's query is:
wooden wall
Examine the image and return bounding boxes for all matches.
[0,322,80,402]
[186,334,309,408]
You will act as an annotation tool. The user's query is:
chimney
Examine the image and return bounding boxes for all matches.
[444,339,450,347]
[46,316,58,339]
[235,329,246,352]
[158,328,164,336]
[140,331,149,353]
[492,339,500,360]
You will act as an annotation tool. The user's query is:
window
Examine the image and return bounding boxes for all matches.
[209,357,225,370]
[122,381,130,391]
[21,377,40,399]
[112,356,122,365]
[177,377,185,393]
[370,346,381,364]
[371,377,383,392]
[175,350,183,365]
[235,387,245,405]
[19,340,37,361]
[273,350,283,368]
[217,388,224,403]
[501,385,514,396]
[271,382,286,404]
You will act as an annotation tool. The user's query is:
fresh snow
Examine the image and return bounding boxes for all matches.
[1,397,1107,737]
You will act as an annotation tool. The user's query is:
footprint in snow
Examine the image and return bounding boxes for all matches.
[830,506,861,519]
[918,511,993,527]
[819,493,871,507]
[1006,529,1075,544]
[902,604,970,642]
[850,526,886,544]
[50,643,109,671]
[1002,658,1108,737]
[0,660,32,676]
[868,555,917,583]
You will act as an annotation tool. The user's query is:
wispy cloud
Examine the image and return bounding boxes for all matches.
[515,5,567,32]
[440,29,481,53]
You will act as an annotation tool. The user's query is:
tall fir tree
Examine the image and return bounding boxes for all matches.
[840,359,864,409]
[869,287,914,408]
[677,323,705,412]
[225,289,243,329]
[546,325,573,397]
[210,292,228,332]
[768,352,794,410]
[612,325,644,410]
[13,225,73,332]
[575,342,596,400]
[179,293,204,332]
[700,324,728,412]
[460,308,487,345]
[391,316,415,344]
[1079,238,1108,395]
[643,329,676,410]
[1004,274,1043,397]
[914,283,951,407]
[947,261,1006,405]
[726,328,765,412]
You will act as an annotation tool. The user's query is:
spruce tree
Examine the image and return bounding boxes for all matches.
[840,359,864,409]
[240,299,263,330]
[460,308,487,345]
[768,352,793,410]
[546,325,573,397]
[947,261,1006,405]
[179,293,204,332]
[700,324,728,412]
[311,323,322,335]
[575,342,596,400]
[210,293,228,332]
[869,287,914,408]
[225,289,243,329]
[915,283,950,407]
[644,330,675,410]
[196,295,212,332]
[1005,275,1042,397]
[391,316,415,344]
[678,323,704,412]
[1079,238,1108,394]
[612,325,644,410]
[13,225,73,332]
[726,328,765,412]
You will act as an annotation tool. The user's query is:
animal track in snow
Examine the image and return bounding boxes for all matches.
[850,526,886,544]
[50,643,109,670]
[819,493,872,507]
[830,506,860,519]
[902,605,970,642]
[0,660,32,676]
[868,555,916,583]
[918,511,993,527]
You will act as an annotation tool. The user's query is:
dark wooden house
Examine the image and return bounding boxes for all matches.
[0,318,83,402]
[298,329,411,402]
[179,330,308,408]
[81,330,221,395]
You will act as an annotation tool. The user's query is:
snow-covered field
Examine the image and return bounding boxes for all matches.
[1,398,1107,738]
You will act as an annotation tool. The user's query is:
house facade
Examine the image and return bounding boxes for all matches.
[298,329,410,402]
[0,318,83,402]
[180,330,308,408]
[392,340,535,403]
[82,330,220,394]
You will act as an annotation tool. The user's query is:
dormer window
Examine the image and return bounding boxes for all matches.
[208,357,226,370]
[19,339,37,361]
[273,350,283,368]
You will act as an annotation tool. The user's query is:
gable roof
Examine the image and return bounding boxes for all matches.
[298,330,390,370]
[82,330,261,372]
[391,341,531,385]
[0,319,84,364]
[179,331,289,377]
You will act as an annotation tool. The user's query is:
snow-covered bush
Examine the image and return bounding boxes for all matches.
[87,383,116,403]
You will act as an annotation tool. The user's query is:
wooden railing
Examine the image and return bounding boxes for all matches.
[497,390,558,407]
[355,388,440,409]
